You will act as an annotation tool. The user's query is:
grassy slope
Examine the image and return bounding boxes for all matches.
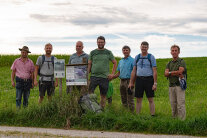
[0,55,207,136]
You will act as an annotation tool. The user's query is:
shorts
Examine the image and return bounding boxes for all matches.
[135,76,154,98]
[39,81,54,97]
[89,76,109,95]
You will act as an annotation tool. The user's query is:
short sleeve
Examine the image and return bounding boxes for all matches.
[11,59,17,71]
[36,56,42,66]
[133,55,138,66]
[117,61,121,71]
[109,51,115,61]
[180,60,186,68]
[150,55,157,67]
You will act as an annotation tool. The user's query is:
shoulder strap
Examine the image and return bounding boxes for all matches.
[41,55,45,65]
[136,54,141,64]
[51,56,54,66]
[147,54,152,68]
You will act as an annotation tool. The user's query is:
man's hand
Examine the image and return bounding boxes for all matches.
[108,74,114,81]
[152,84,157,91]
[128,82,134,89]
[34,80,38,87]
[11,81,15,87]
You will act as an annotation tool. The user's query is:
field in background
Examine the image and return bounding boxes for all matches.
[0,55,207,136]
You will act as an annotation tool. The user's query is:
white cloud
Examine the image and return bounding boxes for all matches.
[0,0,207,58]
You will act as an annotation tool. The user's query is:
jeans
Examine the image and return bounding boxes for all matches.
[16,88,30,108]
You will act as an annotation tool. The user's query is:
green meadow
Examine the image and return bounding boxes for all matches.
[0,55,207,136]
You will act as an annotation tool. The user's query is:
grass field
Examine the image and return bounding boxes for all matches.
[0,55,207,136]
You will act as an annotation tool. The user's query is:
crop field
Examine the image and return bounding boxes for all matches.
[0,55,207,136]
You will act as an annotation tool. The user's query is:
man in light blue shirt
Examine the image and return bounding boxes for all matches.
[113,45,135,111]
[129,41,157,116]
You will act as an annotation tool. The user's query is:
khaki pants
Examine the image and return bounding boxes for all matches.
[169,86,186,120]
[120,79,135,111]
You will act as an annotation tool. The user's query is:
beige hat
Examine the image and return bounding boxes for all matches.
[19,46,31,53]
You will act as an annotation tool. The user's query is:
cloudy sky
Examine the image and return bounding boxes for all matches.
[0,0,207,58]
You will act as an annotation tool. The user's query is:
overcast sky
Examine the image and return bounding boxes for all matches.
[0,0,207,58]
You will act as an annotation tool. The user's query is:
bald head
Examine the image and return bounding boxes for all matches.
[76,41,84,54]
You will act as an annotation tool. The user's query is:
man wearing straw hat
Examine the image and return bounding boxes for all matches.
[11,46,35,108]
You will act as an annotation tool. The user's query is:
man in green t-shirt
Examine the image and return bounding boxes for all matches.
[164,45,187,120]
[88,36,117,109]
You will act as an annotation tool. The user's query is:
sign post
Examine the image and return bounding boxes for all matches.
[54,59,65,96]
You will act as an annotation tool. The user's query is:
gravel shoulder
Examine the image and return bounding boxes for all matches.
[0,126,205,138]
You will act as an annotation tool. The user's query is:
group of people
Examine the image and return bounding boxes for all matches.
[11,36,187,120]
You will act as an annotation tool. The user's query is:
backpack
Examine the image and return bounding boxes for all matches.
[136,53,152,68]
[38,55,55,76]
[79,94,102,114]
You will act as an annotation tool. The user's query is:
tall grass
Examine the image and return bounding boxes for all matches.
[0,55,207,136]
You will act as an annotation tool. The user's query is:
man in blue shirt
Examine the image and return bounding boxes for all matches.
[113,46,135,111]
[129,41,157,116]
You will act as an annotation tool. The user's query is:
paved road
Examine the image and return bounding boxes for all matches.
[0,126,205,138]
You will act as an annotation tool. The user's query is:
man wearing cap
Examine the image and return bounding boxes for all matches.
[34,43,58,103]
[66,41,88,94]
[164,45,187,120]
[11,46,35,108]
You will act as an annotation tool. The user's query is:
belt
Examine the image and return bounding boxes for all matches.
[120,78,130,81]
[16,76,31,82]
[137,76,153,79]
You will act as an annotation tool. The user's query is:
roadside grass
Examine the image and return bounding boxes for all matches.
[0,55,207,136]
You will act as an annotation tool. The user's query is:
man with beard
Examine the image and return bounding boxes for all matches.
[11,46,35,108]
[34,43,58,103]
[88,36,117,109]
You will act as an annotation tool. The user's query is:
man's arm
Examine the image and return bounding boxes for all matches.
[112,71,120,79]
[55,78,58,87]
[11,69,16,87]
[108,59,117,80]
[164,67,184,77]
[152,67,157,90]
[129,66,136,89]
[34,65,39,86]
[88,60,92,74]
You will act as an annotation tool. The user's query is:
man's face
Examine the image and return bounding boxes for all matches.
[140,44,148,53]
[171,47,180,58]
[97,39,105,49]
[122,48,130,58]
[76,42,83,53]
[21,50,28,58]
[45,45,52,55]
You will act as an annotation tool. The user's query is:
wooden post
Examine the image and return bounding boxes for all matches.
[59,78,62,96]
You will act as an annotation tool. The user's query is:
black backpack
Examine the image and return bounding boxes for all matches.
[38,55,54,76]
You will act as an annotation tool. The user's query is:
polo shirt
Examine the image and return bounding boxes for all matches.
[68,52,89,64]
[117,56,134,79]
[134,53,156,76]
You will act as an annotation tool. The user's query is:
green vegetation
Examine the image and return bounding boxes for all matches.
[0,55,207,136]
